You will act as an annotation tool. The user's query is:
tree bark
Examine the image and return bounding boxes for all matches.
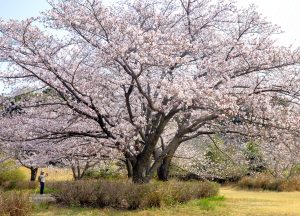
[157,157,171,181]
[30,167,38,181]
[156,138,181,181]
[132,138,161,183]
[132,156,151,184]
[71,166,81,180]
[125,158,133,178]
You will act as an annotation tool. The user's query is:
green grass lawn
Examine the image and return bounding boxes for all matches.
[34,187,300,216]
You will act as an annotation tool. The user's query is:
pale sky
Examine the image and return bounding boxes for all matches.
[0,0,299,46]
[237,0,300,47]
[0,0,300,93]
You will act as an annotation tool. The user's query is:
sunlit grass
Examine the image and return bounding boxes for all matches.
[220,187,300,215]
[34,198,227,216]
[19,166,73,181]
[196,196,225,211]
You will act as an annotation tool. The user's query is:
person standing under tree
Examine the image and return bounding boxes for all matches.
[38,171,47,195]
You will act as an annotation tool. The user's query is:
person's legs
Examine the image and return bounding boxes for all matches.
[40,182,45,194]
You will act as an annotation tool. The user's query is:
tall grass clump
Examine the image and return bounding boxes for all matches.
[51,179,219,209]
[0,191,33,216]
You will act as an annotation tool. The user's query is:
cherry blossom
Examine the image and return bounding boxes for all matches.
[0,0,299,183]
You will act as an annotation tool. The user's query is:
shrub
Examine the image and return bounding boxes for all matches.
[237,174,300,191]
[165,181,219,203]
[83,169,122,180]
[28,181,39,190]
[277,177,300,191]
[0,190,33,216]
[51,179,219,209]
[0,180,38,191]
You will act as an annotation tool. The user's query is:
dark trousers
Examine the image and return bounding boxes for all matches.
[40,182,45,194]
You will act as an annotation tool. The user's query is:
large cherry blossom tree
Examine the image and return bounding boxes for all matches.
[0,0,300,183]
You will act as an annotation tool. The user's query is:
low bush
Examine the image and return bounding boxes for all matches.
[0,180,38,191]
[237,173,300,191]
[83,169,121,179]
[51,179,219,209]
[277,177,300,191]
[0,190,33,216]
[83,169,122,180]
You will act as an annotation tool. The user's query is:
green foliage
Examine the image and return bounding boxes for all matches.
[246,141,259,155]
[196,196,225,211]
[32,183,58,194]
[33,202,51,211]
[0,161,26,190]
[83,168,122,180]
[205,136,225,163]
[43,186,58,194]
[0,190,33,216]
[14,95,22,102]
[244,140,266,173]
[288,164,300,177]
[51,180,219,210]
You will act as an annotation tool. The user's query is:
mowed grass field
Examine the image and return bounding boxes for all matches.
[33,187,300,216]
[220,187,300,216]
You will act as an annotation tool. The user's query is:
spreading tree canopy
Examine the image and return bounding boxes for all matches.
[0,0,299,183]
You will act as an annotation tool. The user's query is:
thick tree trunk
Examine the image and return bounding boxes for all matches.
[30,167,38,181]
[157,157,171,181]
[125,158,133,178]
[132,154,151,184]
[131,138,160,183]
[131,137,182,183]
[132,165,150,184]
[132,161,151,184]
[130,112,176,183]
[157,139,181,181]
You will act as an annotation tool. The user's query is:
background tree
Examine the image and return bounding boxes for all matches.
[173,135,249,181]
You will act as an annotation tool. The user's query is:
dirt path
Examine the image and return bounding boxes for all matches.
[30,194,56,204]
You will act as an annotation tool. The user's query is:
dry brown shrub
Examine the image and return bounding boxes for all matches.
[51,179,219,209]
[0,190,32,216]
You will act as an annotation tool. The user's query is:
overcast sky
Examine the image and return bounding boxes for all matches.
[237,0,300,46]
[0,0,299,93]
[0,0,299,45]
